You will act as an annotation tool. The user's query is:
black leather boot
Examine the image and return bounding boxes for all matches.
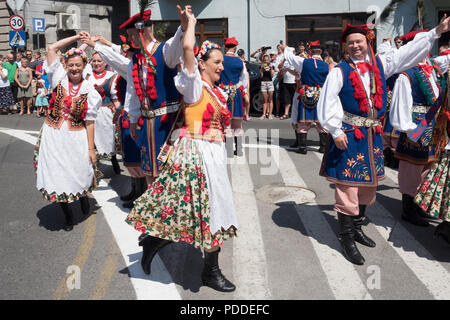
[434,221,450,245]
[139,235,171,275]
[80,196,90,215]
[111,155,121,174]
[60,203,74,231]
[202,248,236,292]
[234,136,243,157]
[353,205,376,247]
[297,133,307,154]
[318,133,328,153]
[120,177,137,201]
[290,131,299,148]
[383,148,393,168]
[123,177,146,209]
[337,212,365,265]
[401,194,429,227]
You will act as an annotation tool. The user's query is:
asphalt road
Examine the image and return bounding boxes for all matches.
[1,112,449,301]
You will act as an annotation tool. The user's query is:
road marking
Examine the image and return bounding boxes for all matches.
[89,235,121,300]
[91,179,181,300]
[311,151,450,299]
[53,214,97,300]
[0,128,38,145]
[276,147,373,300]
[230,152,272,299]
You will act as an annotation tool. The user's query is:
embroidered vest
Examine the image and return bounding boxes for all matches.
[180,87,230,142]
[300,58,329,87]
[46,83,88,131]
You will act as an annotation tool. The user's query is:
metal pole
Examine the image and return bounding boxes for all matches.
[247,0,250,60]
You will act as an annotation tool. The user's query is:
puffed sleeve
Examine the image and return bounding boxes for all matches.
[173,59,203,104]
[284,47,305,74]
[109,74,118,101]
[45,59,66,89]
[432,54,450,74]
[124,60,142,123]
[317,67,345,139]
[163,26,184,69]
[389,73,416,133]
[85,86,102,121]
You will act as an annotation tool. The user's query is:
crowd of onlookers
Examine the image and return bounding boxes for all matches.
[0,50,50,117]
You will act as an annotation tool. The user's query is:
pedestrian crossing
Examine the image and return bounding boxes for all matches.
[1,127,449,300]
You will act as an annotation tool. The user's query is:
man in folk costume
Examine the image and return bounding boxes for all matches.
[219,37,249,157]
[317,17,450,265]
[390,29,450,227]
[121,4,188,187]
[282,40,329,154]
[81,33,148,208]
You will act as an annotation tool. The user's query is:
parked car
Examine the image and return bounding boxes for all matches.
[246,61,263,114]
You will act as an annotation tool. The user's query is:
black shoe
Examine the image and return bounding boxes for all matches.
[111,155,121,174]
[297,133,307,154]
[337,213,365,265]
[120,177,137,201]
[353,205,376,247]
[401,194,429,227]
[60,203,74,231]
[202,248,236,292]
[383,148,393,168]
[139,235,171,275]
[290,132,299,148]
[434,221,450,245]
[122,199,135,209]
[318,133,328,153]
[235,136,243,157]
[80,196,90,215]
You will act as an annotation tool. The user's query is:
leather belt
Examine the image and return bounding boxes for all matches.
[412,105,431,114]
[343,111,381,128]
[141,102,180,119]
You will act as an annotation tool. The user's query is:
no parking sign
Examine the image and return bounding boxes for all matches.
[33,18,45,33]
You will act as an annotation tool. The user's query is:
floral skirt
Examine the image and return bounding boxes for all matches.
[125,137,237,249]
[414,150,450,221]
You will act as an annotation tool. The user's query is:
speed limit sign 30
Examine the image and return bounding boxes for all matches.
[9,15,25,31]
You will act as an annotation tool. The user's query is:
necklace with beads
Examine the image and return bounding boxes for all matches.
[93,69,107,79]
[69,80,83,97]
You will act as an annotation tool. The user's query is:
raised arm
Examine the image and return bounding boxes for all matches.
[282,45,305,73]
[47,33,85,66]
[163,5,190,69]
[178,5,196,74]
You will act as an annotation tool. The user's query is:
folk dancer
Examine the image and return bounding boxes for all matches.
[34,33,102,231]
[125,9,239,292]
[283,40,329,154]
[219,37,249,157]
[390,29,450,227]
[317,17,450,265]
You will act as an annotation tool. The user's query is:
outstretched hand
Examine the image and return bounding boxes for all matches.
[436,14,450,36]
[177,5,193,32]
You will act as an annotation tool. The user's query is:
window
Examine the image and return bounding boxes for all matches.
[33,34,46,50]
[286,13,371,62]
[153,18,228,47]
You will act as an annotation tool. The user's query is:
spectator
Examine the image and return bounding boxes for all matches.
[279,57,297,119]
[297,41,308,58]
[14,57,33,115]
[3,52,19,112]
[237,48,251,121]
[15,51,23,67]
[394,36,403,49]
[34,79,48,117]
[251,45,270,63]
[259,54,275,119]
[273,44,284,117]
[0,57,15,115]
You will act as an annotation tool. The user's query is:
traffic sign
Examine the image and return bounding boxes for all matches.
[32,18,45,33]
[9,30,26,47]
[9,14,25,31]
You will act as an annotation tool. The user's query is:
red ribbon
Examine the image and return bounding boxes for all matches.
[356,62,373,74]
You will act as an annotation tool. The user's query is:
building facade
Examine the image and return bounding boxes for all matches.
[130,0,450,61]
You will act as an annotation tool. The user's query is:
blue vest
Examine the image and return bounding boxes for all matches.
[220,54,244,118]
[134,42,181,176]
[321,57,387,187]
[297,58,329,122]
[383,74,400,136]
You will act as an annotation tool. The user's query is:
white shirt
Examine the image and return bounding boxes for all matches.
[124,26,185,123]
[94,42,130,78]
[317,28,441,139]
[0,68,9,87]
[390,54,450,136]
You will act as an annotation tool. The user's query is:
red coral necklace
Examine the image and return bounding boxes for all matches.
[69,80,83,97]
[93,69,107,79]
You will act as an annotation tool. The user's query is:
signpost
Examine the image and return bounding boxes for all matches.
[9,14,25,31]
[32,18,45,33]
[9,30,26,47]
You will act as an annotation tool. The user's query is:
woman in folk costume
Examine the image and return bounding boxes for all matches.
[390,30,450,227]
[88,51,121,174]
[219,37,249,157]
[125,9,238,292]
[34,33,102,231]
[81,33,147,208]
[282,40,330,154]
[123,3,186,187]
[317,16,450,265]
[414,74,450,244]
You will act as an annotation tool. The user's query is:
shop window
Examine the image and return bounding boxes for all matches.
[286,13,371,62]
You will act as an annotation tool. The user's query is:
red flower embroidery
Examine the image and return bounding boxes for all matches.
[183,194,191,203]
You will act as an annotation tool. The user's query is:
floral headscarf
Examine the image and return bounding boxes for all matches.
[196,40,221,61]
[63,48,88,64]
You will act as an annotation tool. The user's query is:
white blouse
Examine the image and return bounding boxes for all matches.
[94,42,130,78]
[124,26,185,123]
[317,28,441,139]
[46,59,102,121]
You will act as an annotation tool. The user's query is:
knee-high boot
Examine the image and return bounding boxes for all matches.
[79,196,90,215]
[401,194,429,227]
[60,202,74,231]
[111,155,121,174]
[201,248,236,292]
[318,133,328,153]
[353,205,376,247]
[297,133,307,154]
[337,212,365,265]
[234,136,243,157]
[120,177,137,201]
[139,235,171,275]
[123,177,147,209]
[290,130,299,148]
[434,221,450,245]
